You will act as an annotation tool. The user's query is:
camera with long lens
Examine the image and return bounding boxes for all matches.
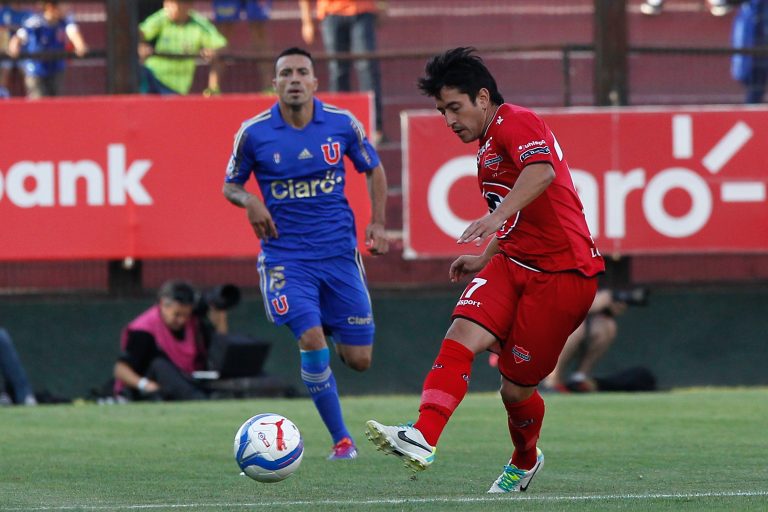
[195,283,242,315]
[611,287,649,307]
[204,284,242,310]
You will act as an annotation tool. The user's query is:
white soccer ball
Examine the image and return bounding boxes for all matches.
[234,413,304,483]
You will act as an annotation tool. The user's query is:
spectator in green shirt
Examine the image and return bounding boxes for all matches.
[139,0,227,96]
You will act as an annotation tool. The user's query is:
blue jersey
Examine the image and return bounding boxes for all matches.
[225,98,380,262]
[1,6,31,72]
[212,0,272,22]
[16,14,76,77]
[0,6,32,29]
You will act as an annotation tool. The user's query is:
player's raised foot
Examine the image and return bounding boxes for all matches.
[365,420,436,471]
[327,437,358,460]
[488,448,544,493]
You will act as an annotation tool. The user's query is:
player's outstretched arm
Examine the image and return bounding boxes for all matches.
[457,163,555,245]
[222,182,278,241]
[7,34,21,59]
[365,164,389,255]
[66,26,89,57]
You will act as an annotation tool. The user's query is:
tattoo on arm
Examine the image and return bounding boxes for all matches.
[222,183,252,208]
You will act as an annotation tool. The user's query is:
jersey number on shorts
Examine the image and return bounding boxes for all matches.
[463,278,487,298]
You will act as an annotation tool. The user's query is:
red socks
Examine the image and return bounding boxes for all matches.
[412,337,545,468]
[414,339,474,446]
[504,390,545,470]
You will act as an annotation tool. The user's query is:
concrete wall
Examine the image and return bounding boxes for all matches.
[1,286,766,400]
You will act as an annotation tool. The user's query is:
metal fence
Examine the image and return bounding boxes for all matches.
[2,0,767,294]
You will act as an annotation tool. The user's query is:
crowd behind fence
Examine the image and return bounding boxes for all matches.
[2,0,768,294]
[1,0,763,105]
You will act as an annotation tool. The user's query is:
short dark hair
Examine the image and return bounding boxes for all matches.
[157,280,196,306]
[275,47,314,67]
[418,47,504,105]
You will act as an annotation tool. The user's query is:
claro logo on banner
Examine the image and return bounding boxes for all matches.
[403,107,768,259]
[0,94,373,261]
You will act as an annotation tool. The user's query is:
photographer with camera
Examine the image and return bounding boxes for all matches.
[539,287,649,393]
[113,280,241,401]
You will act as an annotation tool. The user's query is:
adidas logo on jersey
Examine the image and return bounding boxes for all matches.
[298,148,313,160]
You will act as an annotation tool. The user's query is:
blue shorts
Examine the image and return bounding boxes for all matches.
[257,250,375,346]
[212,0,271,22]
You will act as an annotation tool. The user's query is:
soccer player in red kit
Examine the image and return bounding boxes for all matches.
[366,47,605,493]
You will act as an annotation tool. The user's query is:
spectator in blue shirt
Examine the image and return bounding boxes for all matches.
[0,2,32,98]
[212,0,274,92]
[732,0,768,103]
[7,0,88,99]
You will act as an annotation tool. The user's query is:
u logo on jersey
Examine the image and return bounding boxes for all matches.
[271,295,289,315]
[321,142,341,165]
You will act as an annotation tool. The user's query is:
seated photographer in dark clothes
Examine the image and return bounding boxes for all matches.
[113,279,240,401]
[540,287,649,393]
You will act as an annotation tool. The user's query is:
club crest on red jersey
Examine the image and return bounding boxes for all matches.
[321,142,341,165]
[483,152,503,171]
[512,345,531,364]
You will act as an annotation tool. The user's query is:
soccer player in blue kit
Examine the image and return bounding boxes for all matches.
[222,47,388,460]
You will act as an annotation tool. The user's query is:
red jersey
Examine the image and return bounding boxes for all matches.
[477,103,604,277]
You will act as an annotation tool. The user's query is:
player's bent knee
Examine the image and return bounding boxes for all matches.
[344,354,372,372]
[499,379,536,403]
[338,346,372,371]
[297,327,327,351]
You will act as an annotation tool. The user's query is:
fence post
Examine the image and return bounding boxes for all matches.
[593,0,628,106]
[562,46,572,107]
[106,0,138,94]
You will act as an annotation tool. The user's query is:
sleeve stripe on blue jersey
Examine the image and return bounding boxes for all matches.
[231,109,271,154]
[227,109,272,180]
[322,104,373,166]
[322,104,366,133]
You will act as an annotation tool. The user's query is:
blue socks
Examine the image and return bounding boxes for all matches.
[300,348,350,443]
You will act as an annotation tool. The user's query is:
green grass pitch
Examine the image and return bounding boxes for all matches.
[1,388,767,511]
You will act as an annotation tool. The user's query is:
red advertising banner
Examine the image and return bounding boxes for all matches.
[403,106,768,258]
[0,94,373,261]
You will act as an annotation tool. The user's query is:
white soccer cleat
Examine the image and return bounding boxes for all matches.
[365,420,436,472]
[488,448,544,493]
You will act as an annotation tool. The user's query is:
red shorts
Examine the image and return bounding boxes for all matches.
[452,253,598,386]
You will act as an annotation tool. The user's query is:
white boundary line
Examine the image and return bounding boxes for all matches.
[4,490,768,511]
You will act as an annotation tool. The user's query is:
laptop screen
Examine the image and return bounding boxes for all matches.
[206,333,271,379]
